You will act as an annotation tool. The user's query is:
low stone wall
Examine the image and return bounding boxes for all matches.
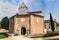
[0,28,9,33]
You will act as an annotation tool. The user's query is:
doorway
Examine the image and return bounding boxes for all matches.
[21,27,26,35]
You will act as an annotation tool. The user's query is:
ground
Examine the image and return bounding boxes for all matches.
[0,36,43,40]
[0,36,59,40]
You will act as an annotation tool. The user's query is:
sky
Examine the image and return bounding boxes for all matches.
[0,0,59,22]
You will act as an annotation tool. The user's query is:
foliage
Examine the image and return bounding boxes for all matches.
[1,16,9,30]
[50,13,55,32]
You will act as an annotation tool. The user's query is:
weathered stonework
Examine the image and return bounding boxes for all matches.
[9,2,44,35]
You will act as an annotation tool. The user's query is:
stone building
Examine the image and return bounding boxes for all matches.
[44,20,57,33]
[9,3,44,35]
[56,23,59,32]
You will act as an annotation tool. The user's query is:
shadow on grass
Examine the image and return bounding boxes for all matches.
[30,32,59,38]
[0,33,8,39]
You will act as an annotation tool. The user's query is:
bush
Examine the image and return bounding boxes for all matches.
[43,32,59,37]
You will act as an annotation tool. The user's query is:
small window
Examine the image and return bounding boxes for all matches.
[36,18,40,23]
[21,18,25,22]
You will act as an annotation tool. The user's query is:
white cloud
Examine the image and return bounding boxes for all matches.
[17,0,34,11]
[0,0,19,20]
[0,0,34,20]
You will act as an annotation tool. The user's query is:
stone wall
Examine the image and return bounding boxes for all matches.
[31,15,44,34]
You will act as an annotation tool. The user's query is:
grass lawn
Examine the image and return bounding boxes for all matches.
[43,32,59,37]
[0,33,8,39]
[30,32,59,38]
[29,35,43,38]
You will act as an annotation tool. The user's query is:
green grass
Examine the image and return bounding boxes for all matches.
[30,32,59,38]
[30,35,43,38]
[0,33,8,39]
[43,32,59,37]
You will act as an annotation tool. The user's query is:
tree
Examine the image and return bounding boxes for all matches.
[1,16,9,30]
[50,13,55,32]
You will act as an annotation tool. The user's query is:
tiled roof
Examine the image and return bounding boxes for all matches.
[44,20,57,23]
[9,12,44,19]
[28,11,42,13]
[44,20,50,23]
